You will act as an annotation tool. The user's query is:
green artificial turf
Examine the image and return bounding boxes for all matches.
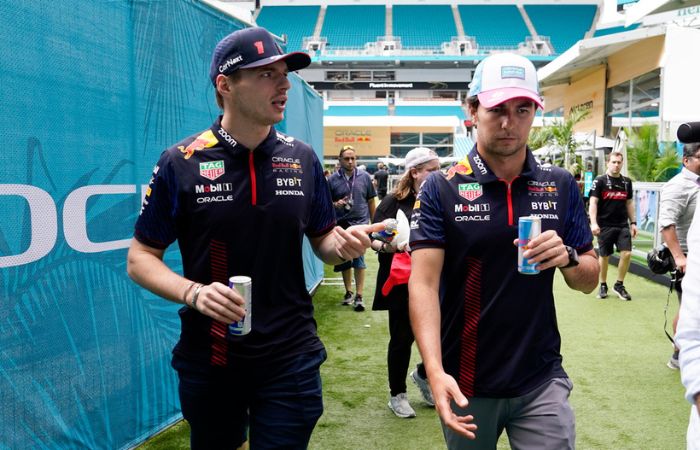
[138,256,689,450]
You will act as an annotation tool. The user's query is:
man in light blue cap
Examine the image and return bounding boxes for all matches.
[409,53,599,449]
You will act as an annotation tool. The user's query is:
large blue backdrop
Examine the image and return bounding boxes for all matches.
[0,1,324,448]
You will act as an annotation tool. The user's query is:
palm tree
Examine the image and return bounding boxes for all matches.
[626,124,680,182]
[528,108,590,171]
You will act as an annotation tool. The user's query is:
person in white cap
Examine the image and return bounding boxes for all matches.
[370,147,441,418]
[409,53,599,448]
[127,27,384,449]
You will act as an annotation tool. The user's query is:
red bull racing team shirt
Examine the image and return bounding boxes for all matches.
[410,148,593,398]
[134,117,335,367]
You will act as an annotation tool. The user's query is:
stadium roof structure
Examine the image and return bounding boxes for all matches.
[624,0,700,25]
[537,23,666,87]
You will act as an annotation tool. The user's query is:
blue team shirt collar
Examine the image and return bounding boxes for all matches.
[467,145,540,183]
[210,115,277,156]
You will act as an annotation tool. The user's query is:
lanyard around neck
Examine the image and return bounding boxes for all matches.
[341,168,356,194]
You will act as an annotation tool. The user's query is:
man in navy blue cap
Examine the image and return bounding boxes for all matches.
[128,27,384,449]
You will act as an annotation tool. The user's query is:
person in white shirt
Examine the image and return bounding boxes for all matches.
[660,143,700,369]
[676,167,700,448]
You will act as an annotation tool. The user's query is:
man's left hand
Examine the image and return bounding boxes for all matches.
[630,223,638,238]
[515,230,570,271]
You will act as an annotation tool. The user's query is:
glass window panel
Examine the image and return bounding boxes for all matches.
[350,71,372,81]
[608,81,631,116]
[632,69,660,108]
[544,106,564,117]
[432,146,453,157]
[432,91,458,100]
[326,71,348,81]
[391,133,420,145]
[422,133,453,145]
[373,71,395,81]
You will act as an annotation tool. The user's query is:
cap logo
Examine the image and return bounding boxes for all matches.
[220,55,243,73]
[254,41,265,54]
[501,66,526,80]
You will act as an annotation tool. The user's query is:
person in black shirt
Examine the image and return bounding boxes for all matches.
[126,27,383,449]
[588,151,637,300]
[373,162,389,200]
[371,148,440,418]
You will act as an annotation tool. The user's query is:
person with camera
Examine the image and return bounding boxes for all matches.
[660,142,700,369]
[328,145,378,311]
[589,151,637,300]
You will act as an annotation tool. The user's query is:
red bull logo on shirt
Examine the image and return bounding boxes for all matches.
[178,130,218,159]
[446,158,473,180]
[458,183,483,201]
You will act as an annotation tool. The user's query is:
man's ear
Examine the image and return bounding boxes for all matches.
[215,74,232,96]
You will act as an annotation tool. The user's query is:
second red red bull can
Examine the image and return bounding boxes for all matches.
[228,276,252,336]
[518,216,541,275]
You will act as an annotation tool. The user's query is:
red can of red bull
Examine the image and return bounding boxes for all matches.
[518,216,541,275]
[228,276,252,336]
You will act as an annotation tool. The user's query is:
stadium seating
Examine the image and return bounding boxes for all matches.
[453,134,475,158]
[393,5,457,48]
[459,5,531,49]
[524,4,597,54]
[256,5,320,52]
[593,23,640,37]
[394,105,466,120]
[322,5,385,48]
[325,106,390,116]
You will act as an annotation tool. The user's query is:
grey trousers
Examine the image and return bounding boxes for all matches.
[442,377,575,450]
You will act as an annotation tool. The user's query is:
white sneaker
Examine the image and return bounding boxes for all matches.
[668,351,680,370]
[410,369,435,406]
[388,393,416,418]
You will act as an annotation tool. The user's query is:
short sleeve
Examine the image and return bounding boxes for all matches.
[658,180,687,229]
[563,175,594,253]
[306,152,336,237]
[409,172,446,250]
[589,177,602,199]
[134,151,178,249]
[365,173,377,200]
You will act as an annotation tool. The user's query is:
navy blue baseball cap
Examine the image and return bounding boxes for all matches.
[210,27,311,85]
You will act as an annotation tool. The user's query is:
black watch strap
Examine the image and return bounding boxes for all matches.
[562,245,580,269]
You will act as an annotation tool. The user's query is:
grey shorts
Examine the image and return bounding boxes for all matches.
[442,377,575,450]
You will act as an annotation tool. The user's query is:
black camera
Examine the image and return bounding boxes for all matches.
[646,244,675,274]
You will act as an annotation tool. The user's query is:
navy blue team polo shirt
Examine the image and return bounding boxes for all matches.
[134,117,335,368]
[410,147,593,398]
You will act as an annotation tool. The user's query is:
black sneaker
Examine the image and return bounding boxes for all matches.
[342,291,354,306]
[613,282,632,301]
[597,283,608,299]
[353,295,365,312]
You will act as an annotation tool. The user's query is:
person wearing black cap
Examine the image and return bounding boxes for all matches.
[127,27,383,449]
